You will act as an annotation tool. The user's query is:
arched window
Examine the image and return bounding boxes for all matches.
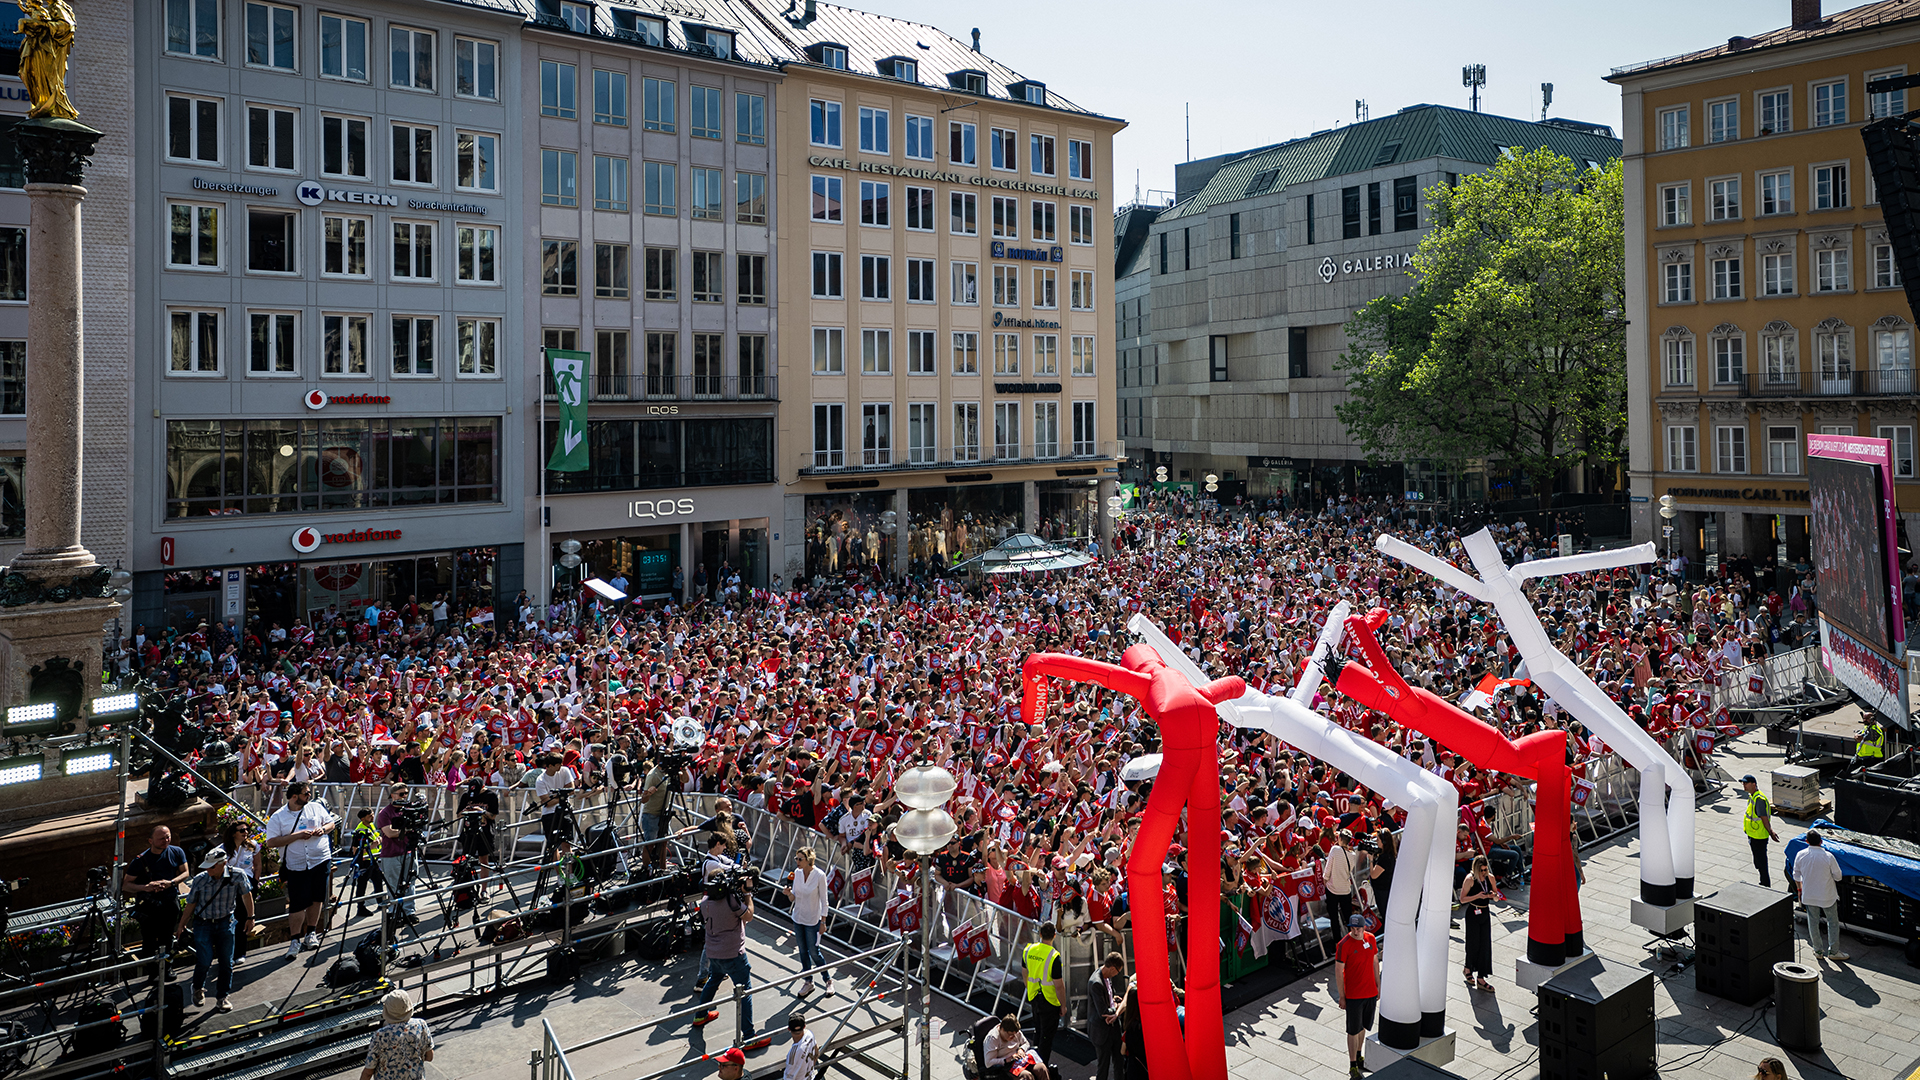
[1709,323,1745,387]
[1661,326,1695,388]
[1760,320,1799,389]
[1871,315,1913,394]
[1814,317,1853,395]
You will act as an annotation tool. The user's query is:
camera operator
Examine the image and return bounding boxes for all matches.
[125,824,190,964]
[690,871,756,1041]
[637,752,691,874]
[455,777,500,878]
[374,793,423,922]
[534,753,578,855]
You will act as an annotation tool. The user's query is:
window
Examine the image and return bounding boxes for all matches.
[645,78,677,133]
[1033,333,1058,375]
[691,86,723,139]
[166,0,221,58]
[1070,205,1095,245]
[248,208,296,273]
[739,334,769,396]
[1157,233,1168,274]
[1228,212,1242,258]
[950,121,976,166]
[594,242,628,298]
[1393,176,1418,231]
[1288,326,1308,378]
[684,166,721,221]
[1759,170,1791,215]
[1342,186,1362,239]
[1814,162,1849,209]
[860,107,890,154]
[952,332,978,374]
[541,61,577,119]
[811,175,842,222]
[170,416,502,512]
[1870,69,1908,119]
[990,127,1017,171]
[1816,322,1853,388]
[1763,252,1794,296]
[905,186,935,231]
[1071,335,1096,377]
[1209,335,1229,382]
[951,191,977,235]
[1068,140,1093,181]
[736,172,768,224]
[1712,255,1742,299]
[1032,401,1058,458]
[812,251,843,298]
[1816,247,1851,292]
[992,265,1019,308]
[861,180,890,226]
[810,98,841,147]
[1033,268,1056,309]
[455,36,496,99]
[905,115,935,160]
[992,402,1021,458]
[1667,426,1697,472]
[593,155,629,212]
[391,122,434,185]
[1662,333,1695,386]
[391,316,435,375]
[1072,401,1097,456]
[248,311,296,374]
[1875,243,1904,289]
[1879,425,1917,478]
[457,318,497,376]
[316,114,369,179]
[1715,425,1748,473]
[1709,98,1738,143]
[993,332,1020,375]
[592,69,627,126]
[904,330,937,376]
[391,221,434,280]
[1763,325,1799,384]
[245,3,296,69]
[953,402,980,461]
[1031,200,1057,242]
[645,333,676,397]
[908,402,937,462]
[1657,106,1689,150]
[860,403,892,465]
[861,329,892,374]
[167,95,221,164]
[1070,270,1094,311]
[594,331,630,398]
[389,26,435,91]
[860,255,890,300]
[812,328,844,374]
[1713,333,1745,384]
[886,57,917,82]
[540,238,577,296]
[1030,134,1055,176]
[813,404,845,467]
[992,195,1018,239]
[818,44,847,69]
[952,261,977,305]
[168,202,221,269]
[644,161,676,215]
[736,93,766,145]
[321,313,368,375]
[447,132,497,195]
[1367,182,1382,235]
[320,14,368,81]
[1664,260,1693,303]
[542,149,578,206]
[1659,183,1690,226]
[632,249,674,304]
[1759,89,1791,134]
[737,254,766,305]
[1813,80,1847,127]
[169,310,221,373]
[322,213,368,277]
[1709,177,1740,220]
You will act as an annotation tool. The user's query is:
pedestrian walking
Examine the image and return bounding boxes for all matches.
[1792,830,1847,961]
[1740,775,1779,887]
[1333,915,1381,1077]
[1458,856,1497,992]
[175,846,254,1012]
[262,780,340,957]
[1087,952,1125,1080]
[691,879,756,1040]
[359,990,433,1080]
[782,847,831,996]
[782,1012,819,1080]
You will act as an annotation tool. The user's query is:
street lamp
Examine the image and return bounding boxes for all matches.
[105,564,132,686]
[1658,494,1677,569]
[894,762,957,1080]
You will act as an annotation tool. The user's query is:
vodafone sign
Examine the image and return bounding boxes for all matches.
[291,526,323,553]
[291,525,401,553]
[304,389,391,410]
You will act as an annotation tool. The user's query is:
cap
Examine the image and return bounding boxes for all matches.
[1742,774,1758,784]
[1348,915,1365,927]
[715,1048,746,1066]
[199,845,229,868]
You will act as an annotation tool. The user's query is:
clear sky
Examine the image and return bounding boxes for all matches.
[856,0,1886,203]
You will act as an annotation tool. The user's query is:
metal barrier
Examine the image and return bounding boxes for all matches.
[0,950,169,1080]
[1707,646,1840,713]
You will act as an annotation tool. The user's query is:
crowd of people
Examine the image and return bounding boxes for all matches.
[129,495,1820,1078]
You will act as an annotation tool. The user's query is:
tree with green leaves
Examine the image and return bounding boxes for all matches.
[1334,148,1627,508]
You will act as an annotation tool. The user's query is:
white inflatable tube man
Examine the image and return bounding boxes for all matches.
[1128,607,1456,1048]
[1376,529,1694,903]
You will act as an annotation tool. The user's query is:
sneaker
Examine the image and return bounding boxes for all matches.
[1359,1058,1372,1073]
[690,1010,719,1027]
[194,987,206,1007]
[302,932,321,949]
[1830,951,1850,961]
[215,998,232,1013]
[693,976,709,992]
[796,980,814,998]
[284,940,302,959]
[740,1026,756,1040]
[232,953,246,967]
[822,978,833,993]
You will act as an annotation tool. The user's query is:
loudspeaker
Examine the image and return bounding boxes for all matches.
[1537,1021,1656,1080]
[1537,957,1655,1054]
[1695,942,1792,1005]
[1696,883,1792,960]
[71,1000,124,1056]
[138,983,187,1039]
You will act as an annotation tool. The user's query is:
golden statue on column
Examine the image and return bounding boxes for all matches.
[17,0,78,122]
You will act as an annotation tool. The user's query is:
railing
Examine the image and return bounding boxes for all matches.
[0,951,169,1080]
[797,440,1124,475]
[1706,645,1840,713]
[1671,367,1920,399]
[551,373,778,403]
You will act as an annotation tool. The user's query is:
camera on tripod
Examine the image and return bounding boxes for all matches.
[705,863,761,903]
[85,866,111,896]
[391,796,432,844]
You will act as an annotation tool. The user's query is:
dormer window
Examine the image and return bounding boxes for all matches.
[949,70,986,95]
[685,24,733,58]
[610,8,663,45]
[810,43,848,69]
[538,0,593,34]
[1012,80,1046,105]
[880,57,917,83]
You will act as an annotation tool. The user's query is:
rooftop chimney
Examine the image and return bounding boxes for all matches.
[1792,0,1822,30]
[971,27,981,52]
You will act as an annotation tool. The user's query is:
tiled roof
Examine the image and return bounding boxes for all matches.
[1157,104,1620,222]
[1608,0,1920,79]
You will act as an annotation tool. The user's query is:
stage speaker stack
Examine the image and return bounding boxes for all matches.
[1537,956,1656,1080]
[1695,883,1793,1005]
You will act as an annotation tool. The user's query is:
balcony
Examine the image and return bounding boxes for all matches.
[547,373,778,403]
[1668,367,1918,399]
[796,440,1123,477]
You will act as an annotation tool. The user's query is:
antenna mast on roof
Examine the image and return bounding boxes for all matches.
[1541,82,1554,122]
[1356,99,1368,122]
[1185,103,1190,161]
[1463,64,1486,112]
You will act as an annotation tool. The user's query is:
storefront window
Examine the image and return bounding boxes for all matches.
[166,417,500,518]
[160,549,499,632]
[804,492,895,580]
[905,483,1023,574]
[1036,480,1097,540]
[546,417,771,493]
[559,533,678,598]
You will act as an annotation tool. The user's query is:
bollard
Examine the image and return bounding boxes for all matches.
[1774,962,1820,1050]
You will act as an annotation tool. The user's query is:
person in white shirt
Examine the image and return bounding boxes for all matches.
[783,847,833,996]
[983,1014,1041,1076]
[261,781,339,956]
[782,1013,819,1080]
[533,754,577,853]
[1792,830,1847,961]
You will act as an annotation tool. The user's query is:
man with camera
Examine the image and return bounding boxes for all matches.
[263,781,340,957]
[637,753,691,874]
[455,777,500,873]
[535,753,578,855]
[690,871,756,1041]
[375,793,425,922]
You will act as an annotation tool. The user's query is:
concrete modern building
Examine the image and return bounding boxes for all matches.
[1126,106,1619,506]
[135,0,526,632]
[1609,0,1920,573]
[517,0,782,604]
[763,8,1125,583]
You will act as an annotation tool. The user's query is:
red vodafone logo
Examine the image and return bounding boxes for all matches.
[304,389,329,410]
[291,526,322,553]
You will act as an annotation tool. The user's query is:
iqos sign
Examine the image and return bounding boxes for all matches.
[628,497,696,520]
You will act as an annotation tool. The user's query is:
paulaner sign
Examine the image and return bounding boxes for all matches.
[1317,252,1414,282]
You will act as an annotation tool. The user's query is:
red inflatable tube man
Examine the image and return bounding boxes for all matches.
[1021,645,1244,1080]
[1328,609,1584,966]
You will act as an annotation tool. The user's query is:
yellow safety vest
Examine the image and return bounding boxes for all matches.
[1024,942,1061,1006]
[1743,793,1771,840]
[1859,725,1886,760]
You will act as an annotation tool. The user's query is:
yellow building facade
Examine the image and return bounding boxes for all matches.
[1611,2,1920,577]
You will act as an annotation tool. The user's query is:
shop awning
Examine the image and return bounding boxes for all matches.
[952,532,1094,575]
[582,577,628,602]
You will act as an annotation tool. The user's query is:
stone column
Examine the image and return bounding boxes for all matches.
[892,487,909,579]
[1097,478,1117,547]
[1023,480,1039,534]
[12,181,88,573]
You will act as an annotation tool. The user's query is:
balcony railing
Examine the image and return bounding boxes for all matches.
[550,373,777,403]
[1668,367,1919,399]
[797,440,1123,475]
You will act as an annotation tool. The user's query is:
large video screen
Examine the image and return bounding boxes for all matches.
[1808,454,1895,652]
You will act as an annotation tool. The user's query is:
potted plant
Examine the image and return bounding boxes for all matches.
[253,874,287,920]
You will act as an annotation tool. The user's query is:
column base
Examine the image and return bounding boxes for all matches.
[1630,896,1696,936]
[9,548,99,575]
[1364,1028,1455,1069]
[1516,949,1594,992]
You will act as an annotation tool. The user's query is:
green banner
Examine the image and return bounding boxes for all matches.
[546,348,590,472]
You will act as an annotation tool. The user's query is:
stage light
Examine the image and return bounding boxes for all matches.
[0,759,42,785]
[92,692,139,716]
[64,750,114,776]
[6,703,56,726]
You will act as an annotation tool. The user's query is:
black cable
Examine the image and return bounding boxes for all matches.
[1656,999,1768,1073]
[1762,1012,1854,1080]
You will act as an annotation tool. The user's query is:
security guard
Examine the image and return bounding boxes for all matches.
[1023,921,1066,1072]
[1851,716,1887,773]
[1741,774,1779,888]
